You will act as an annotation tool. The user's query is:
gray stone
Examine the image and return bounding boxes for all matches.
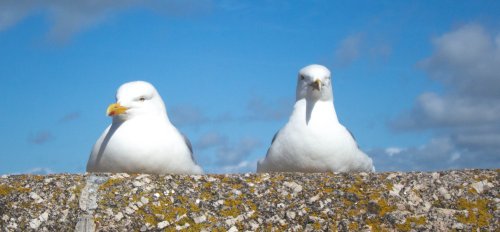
[157,221,169,229]
[0,170,497,231]
[471,180,492,194]
[390,183,404,197]
[283,181,303,193]
[29,192,44,204]
[114,212,124,221]
[140,196,149,205]
[194,215,207,224]
[75,215,96,232]
[286,211,296,219]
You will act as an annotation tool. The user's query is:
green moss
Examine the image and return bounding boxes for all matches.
[455,198,492,230]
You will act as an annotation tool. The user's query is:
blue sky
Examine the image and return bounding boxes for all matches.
[1,0,499,174]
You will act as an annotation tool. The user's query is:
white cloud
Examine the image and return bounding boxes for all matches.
[334,34,362,67]
[385,147,404,157]
[215,137,261,166]
[24,167,54,175]
[419,24,500,97]
[0,0,212,41]
[59,111,81,123]
[334,33,392,68]
[245,96,291,121]
[391,23,500,132]
[193,131,262,171]
[195,132,228,150]
[5,167,54,175]
[391,92,500,130]
[371,137,473,171]
[27,130,54,145]
[171,96,291,128]
[220,160,257,173]
[170,105,211,127]
[0,0,36,31]
[383,23,500,171]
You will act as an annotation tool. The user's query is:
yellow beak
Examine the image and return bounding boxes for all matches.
[311,79,322,91]
[106,103,128,116]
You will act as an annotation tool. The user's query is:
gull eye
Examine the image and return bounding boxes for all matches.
[300,75,305,80]
[139,97,146,102]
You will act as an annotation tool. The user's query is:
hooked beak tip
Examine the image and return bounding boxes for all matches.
[106,103,128,117]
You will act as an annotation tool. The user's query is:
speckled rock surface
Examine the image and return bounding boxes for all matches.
[0,169,498,231]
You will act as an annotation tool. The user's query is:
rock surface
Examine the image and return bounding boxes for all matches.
[0,169,498,231]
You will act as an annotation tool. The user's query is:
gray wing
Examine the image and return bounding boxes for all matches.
[271,130,280,145]
[264,130,280,159]
[346,128,360,148]
[180,132,196,163]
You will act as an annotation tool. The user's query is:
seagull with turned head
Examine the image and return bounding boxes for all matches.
[86,81,203,174]
[257,64,374,173]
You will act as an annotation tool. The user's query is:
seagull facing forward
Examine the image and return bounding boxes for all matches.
[86,81,203,174]
[257,64,374,173]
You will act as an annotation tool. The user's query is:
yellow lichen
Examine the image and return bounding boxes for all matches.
[313,221,322,230]
[98,178,125,191]
[0,184,12,196]
[395,216,427,231]
[366,218,383,232]
[0,184,30,196]
[377,199,395,216]
[220,198,243,217]
[385,181,394,190]
[143,213,156,225]
[349,221,359,230]
[455,198,492,230]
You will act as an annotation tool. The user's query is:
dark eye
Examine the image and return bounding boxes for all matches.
[139,97,146,102]
[300,75,305,80]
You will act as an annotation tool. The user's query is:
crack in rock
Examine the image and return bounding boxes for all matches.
[75,175,109,232]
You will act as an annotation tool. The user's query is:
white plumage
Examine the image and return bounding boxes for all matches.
[86,81,203,174]
[257,64,374,173]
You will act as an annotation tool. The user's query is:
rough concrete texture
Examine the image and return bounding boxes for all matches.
[0,169,498,231]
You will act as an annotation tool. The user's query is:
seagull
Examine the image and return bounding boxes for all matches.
[257,64,374,173]
[86,81,203,174]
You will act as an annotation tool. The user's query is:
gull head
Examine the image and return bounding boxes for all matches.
[296,64,333,101]
[106,81,167,121]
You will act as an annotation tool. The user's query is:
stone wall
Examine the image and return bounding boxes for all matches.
[0,169,498,231]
